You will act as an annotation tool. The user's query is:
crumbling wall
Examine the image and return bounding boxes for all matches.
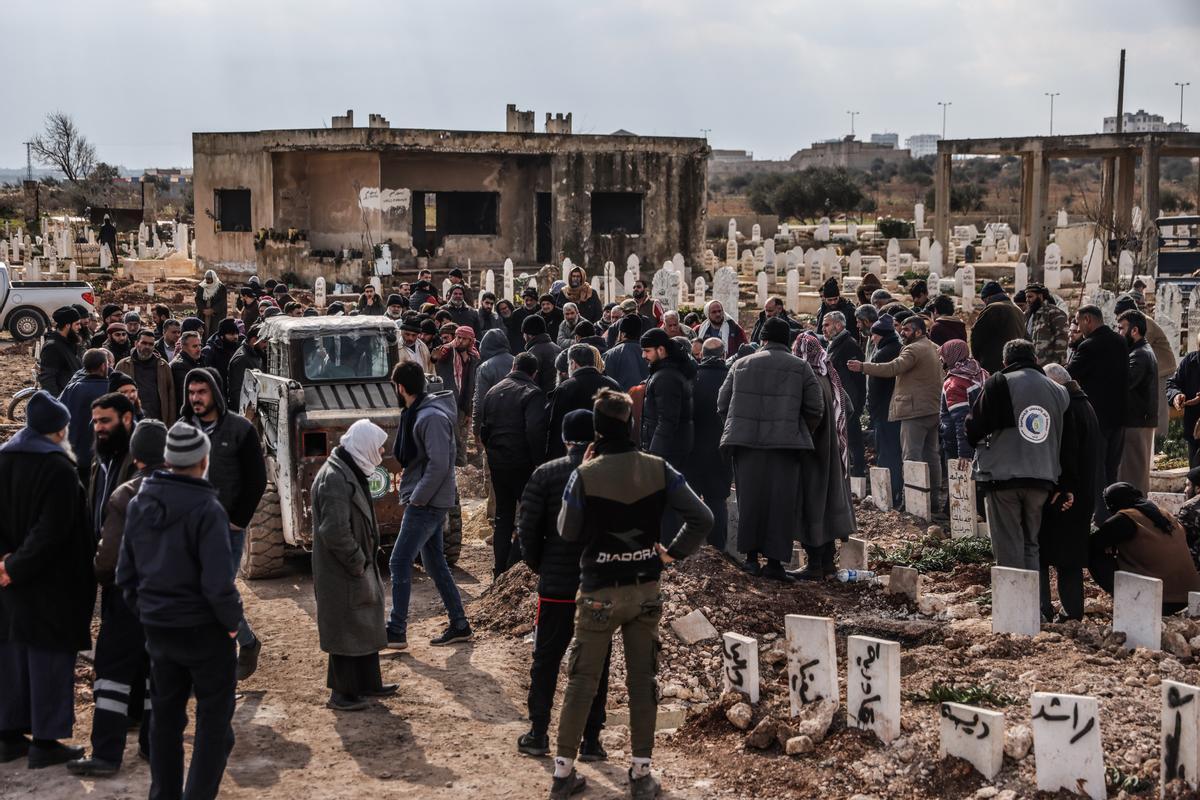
[192,133,274,273]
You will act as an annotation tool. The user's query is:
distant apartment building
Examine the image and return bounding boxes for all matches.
[869,132,899,148]
[1102,109,1189,133]
[905,134,942,159]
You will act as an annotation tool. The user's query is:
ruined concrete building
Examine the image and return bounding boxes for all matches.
[193,108,708,281]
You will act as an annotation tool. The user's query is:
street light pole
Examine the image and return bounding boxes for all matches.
[1176,82,1191,125]
[1045,92,1060,135]
[700,128,711,139]
[937,101,952,140]
[847,110,859,137]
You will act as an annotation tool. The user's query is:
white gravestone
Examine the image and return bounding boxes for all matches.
[1113,571,1163,651]
[756,272,768,308]
[672,252,685,275]
[850,476,866,499]
[1117,251,1134,283]
[750,223,761,244]
[847,636,901,745]
[919,236,930,262]
[1189,592,1200,618]
[805,249,821,286]
[1014,262,1028,294]
[996,235,1009,261]
[176,222,188,254]
[869,466,892,512]
[784,615,838,723]
[929,241,944,275]
[693,277,707,304]
[847,221,858,241]
[1189,292,1200,355]
[713,267,739,316]
[840,537,868,571]
[1163,680,1200,792]
[624,269,638,299]
[483,269,495,295]
[726,237,737,266]
[721,632,760,704]
[1148,492,1186,518]
[753,247,765,273]
[1082,239,1103,287]
[503,258,515,300]
[849,250,862,277]
[886,238,900,280]
[728,218,737,241]
[914,202,925,231]
[1031,693,1105,800]
[626,253,640,279]
[740,250,755,277]
[1009,234,1020,259]
[821,248,838,282]
[313,277,326,309]
[961,265,976,310]
[991,567,1041,636]
[902,460,931,521]
[764,239,775,270]
[948,460,978,539]
[939,702,1005,780]
[652,266,680,312]
[1057,209,1069,227]
[1157,282,1184,358]
[815,217,831,242]
[786,270,800,314]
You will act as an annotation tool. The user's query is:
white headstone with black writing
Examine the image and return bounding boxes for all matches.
[1114,571,1163,651]
[991,567,1041,636]
[847,636,900,744]
[750,223,761,244]
[903,460,931,521]
[948,460,977,538]
[726,237,737,266]
[1031,693,1105,800]
[1163,680,1200,792]
[722,632,759,704]
[870,466,892,512]
[652,265,680,313]
[784,615,837,722]
[693,276,707,304]
[960,264,976,310]
[713,267,739,316]
[503,258,514,300]
[939,702,1005,779]
[314,276,326,309]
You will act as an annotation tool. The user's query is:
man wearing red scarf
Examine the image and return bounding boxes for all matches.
[433,326,480,468]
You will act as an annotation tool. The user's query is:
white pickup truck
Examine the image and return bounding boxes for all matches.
[0,262,97,341]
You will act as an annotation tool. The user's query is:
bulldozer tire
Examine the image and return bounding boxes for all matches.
[241,483,285,579]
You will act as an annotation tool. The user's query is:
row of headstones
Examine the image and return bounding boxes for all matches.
[721,590,1200,797]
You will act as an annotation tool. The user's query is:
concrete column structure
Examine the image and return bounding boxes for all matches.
[22,180,39,229]
[1115,154,1136,235]
[933,151,951,251]
[1028,151,1048,276]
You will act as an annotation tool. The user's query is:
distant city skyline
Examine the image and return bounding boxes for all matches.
[2,0,1197,170]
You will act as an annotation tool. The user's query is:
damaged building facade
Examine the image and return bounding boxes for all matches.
[193,108,708,282]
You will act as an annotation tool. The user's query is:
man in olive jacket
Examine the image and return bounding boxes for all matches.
[718,317,824,580]
[850,315,945,511]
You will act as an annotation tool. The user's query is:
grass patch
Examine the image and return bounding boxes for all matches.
[906,682,1016,707]
[1106,765,1153,793]
[869,535,993,573]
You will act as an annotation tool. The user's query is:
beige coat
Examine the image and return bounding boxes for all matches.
[1145,318,1177,378]
[859,335,943,421]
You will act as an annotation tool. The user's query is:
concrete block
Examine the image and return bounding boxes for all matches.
[722,632,759,704]
[1113,570,1163,651]
[938,702,1005,779]
[850,476,866,499]
[669,609,717,645]
[1030,692,1105,800]
[784,615,838,721]
[991,566,1041,636]
[847,635,901,745]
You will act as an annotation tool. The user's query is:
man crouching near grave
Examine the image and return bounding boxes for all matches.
[549,388,712,800]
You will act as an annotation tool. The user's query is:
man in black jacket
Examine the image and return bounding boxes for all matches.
[545,345,619,459]
[749,297,801,346]
[0,391,94,768]
[201,319,242,397]
[521,315,561,396]
[442,285,482,338]
[170,331,207,408]
[685,339,733,551]
[516,410,610,761]
[639,328,695,471]
[478,354,548,577]
[1168,332,1200,468]
[1117,309,1159,494]
[867,314,903,502]
[225,325,265,415]
[814,279,858,332]
[117,420,242,800]
[1067,304,1129,496]
[824,310,867,478]
[180,368,267,680]
[38,306,84,396]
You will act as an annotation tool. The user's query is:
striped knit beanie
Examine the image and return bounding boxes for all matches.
[165,420,211,467]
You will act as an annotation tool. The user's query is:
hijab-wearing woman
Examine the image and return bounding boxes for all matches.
[310,419,396,710]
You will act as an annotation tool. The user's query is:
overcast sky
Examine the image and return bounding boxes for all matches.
[5,0,1198,170]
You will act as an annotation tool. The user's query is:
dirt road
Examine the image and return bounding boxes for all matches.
[0,538,731,800]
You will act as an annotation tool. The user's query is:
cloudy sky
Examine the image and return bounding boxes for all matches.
[5,0,1198,170]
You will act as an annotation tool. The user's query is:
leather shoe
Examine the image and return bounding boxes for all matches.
[0,736,30,764]
[362,683,399,697]
[66,756,120,777]
[28,742,84,769]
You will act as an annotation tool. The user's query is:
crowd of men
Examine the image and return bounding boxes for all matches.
[8,259,1200,799]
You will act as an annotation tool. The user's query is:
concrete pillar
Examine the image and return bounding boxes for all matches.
[1028,153,1047,278]
[1099,156,1116,232]
[22,180,40,229]
[142,179,158,226]
[1115,152,1136,237]
[1020,154,1034,240]
[1141,141,1161,224]
[933,153,951,249]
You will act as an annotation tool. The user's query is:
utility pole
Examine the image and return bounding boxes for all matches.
[937,101,952,140]
[847,110,859,137]
[1045,92,1060,135]
[700,128,711,139]
[23,142,32,181]
[1116,49,1126,132]
[1176,82,1191,126]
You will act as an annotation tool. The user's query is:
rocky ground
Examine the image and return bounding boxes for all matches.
[0,323,1197,798]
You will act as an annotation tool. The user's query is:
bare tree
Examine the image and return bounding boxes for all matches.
[30,112,96,183]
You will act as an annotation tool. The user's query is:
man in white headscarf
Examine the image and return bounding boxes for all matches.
[194,270,229,340]
[309,419,396,711]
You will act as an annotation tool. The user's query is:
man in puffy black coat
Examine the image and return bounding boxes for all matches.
[545,345,619,459]
[0,391,94,767]
[478,354,548,577]
[225,325,265,416]
[521,315,561,396]
[1116,309,1158,494]
[38,306,84,396]
[685,339,732,551]
[639,328,694,469]
[200,319,243,398]
[515,410,609,761]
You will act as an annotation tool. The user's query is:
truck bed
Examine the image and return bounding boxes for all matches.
[11,280,91,289]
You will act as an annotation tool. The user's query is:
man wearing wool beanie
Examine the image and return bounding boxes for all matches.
[117,420,242,800]
[0,390,94,768]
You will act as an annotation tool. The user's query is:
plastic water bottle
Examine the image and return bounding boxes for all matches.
[836,569,878,584]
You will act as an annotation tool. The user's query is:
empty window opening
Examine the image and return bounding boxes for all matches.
[215,188,252,232]
[591,192,643,235]
[438,192,499,235]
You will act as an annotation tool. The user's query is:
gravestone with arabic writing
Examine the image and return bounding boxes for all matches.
[1114,571,1162,651]
[652,265,680,312]
[713,267,739,316]
[1163,679,1200,793]
[991,567,1041,636]
[1149,492,1186,518]
[1031,692,1105,800]
[847,636,900,744]
[939,702,1004,779]
[722,632,760,704]
[503,258,514,300]
[693,276,707,305]
[751,223,761,244]
[784,615,837,723]
[948,460,976,540]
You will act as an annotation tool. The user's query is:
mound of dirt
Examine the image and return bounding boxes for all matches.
[469,562,537,636]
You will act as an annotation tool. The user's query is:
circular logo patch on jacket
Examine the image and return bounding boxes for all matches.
[1018,405,1050,443]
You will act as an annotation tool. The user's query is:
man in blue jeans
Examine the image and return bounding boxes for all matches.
[387,362,472,649]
